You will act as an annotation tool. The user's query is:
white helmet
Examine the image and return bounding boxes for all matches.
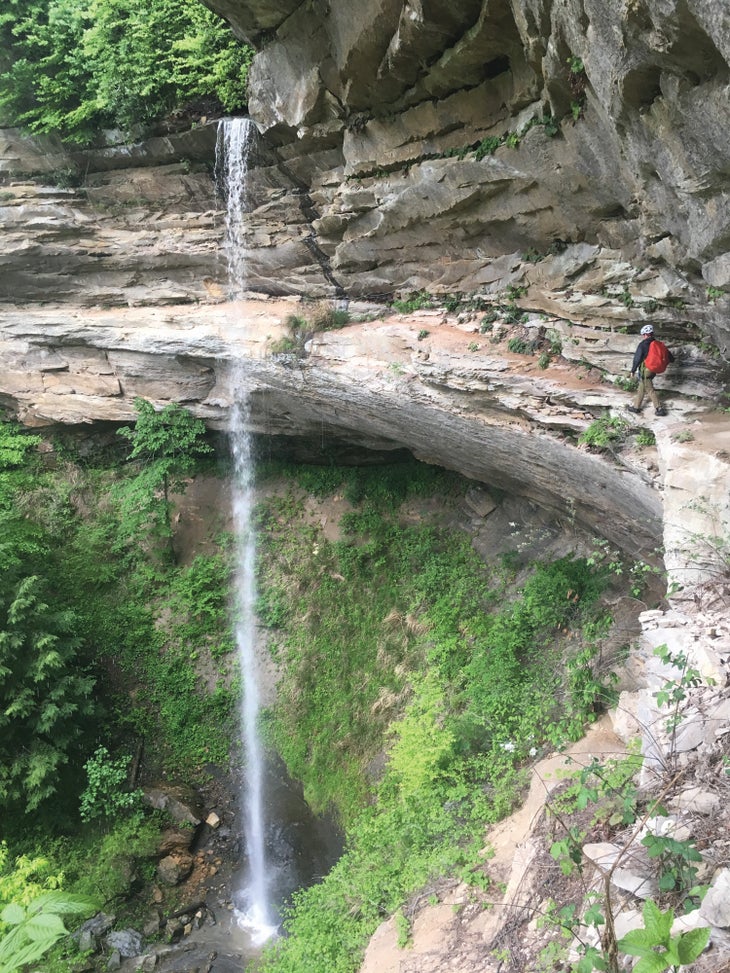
[640,324,654,335]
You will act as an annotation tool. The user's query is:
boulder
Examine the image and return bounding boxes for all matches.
[157,852,195,886]
[143,785,203,828]
[106,929,144,958]
[701,869,730,928]
[75,913,116,953]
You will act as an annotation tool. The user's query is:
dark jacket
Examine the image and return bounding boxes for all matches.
[631,336,675,376]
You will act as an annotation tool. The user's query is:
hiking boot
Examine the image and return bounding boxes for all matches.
[626,406,641,414]
[655,408,668,416]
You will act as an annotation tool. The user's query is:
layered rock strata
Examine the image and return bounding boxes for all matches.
[2,295,727,564]
[200,0,730,358]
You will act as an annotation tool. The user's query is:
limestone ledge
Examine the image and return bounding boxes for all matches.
[3,297,728,563]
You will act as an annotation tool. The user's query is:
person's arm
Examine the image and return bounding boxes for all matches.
[631,340,648,375]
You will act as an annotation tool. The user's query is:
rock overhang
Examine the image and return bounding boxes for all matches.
[0,299,665,556]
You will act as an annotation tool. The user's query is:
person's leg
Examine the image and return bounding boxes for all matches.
[633,376,646,409]
[645,374,661,410]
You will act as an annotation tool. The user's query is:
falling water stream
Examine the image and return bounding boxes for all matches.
[230,395,277,944]
[218,118,277,946]
[215,119,343,966]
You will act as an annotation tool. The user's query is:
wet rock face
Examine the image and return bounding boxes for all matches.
[0,124,222,308]
[0,0,728,566]
[2,3,730,353]
[201,0,730,353]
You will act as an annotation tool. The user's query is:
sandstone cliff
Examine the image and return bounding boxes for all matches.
[201,0,730,357]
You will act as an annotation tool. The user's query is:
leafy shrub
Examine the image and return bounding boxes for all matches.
[578,416,629,449]
[522,248,543,263]
[636,428,656,447]
[79,747,142,823]
[304,301,350,332]
[503,303,529,325]
[392,291,433,313]
[0,0,253,143]
[614,375,638,392]
[0,844,63,910]
[171,551,232,626]
[474,136,502,160]
[114,399,212,562]
[58,814,161,904]
[547,330,563,355]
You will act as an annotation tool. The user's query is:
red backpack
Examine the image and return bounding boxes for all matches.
[645,339,671,374]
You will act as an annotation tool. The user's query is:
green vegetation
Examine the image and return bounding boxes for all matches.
[579,415,629,450]
[269,305,351,357]
[0,423,97,817]
[0,413,674,973]
[392,290,434,313]
[567,55,588,122]
[508,337,532,354]
[254,460,619,972]
[0,0,253,144]
[542,740,711,973]
[116,397,212,562]
[614,375,639,392]
[619,901,709,973]
[0,890,97,973]
[0,406,234,966]
[636,428,656,447]
[79,747,142,824]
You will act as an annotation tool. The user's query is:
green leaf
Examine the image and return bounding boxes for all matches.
[27,891,97,916]
[619,928,660,957]
[0,904,25,926]
[676,926,711,963]
[658,871,677,891]
[0,932,63,972]
[631,955,670,973]
[575,946,606,972]
[24,912,66,941]
[583,901,604,927]
[642,899,673,944]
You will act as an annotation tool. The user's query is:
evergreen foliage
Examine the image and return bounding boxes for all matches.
[0,423,97,816]
[0,575,95,812]
[0,0,253,143]
[115,398,212,561]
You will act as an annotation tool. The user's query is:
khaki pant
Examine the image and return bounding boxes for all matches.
[634,366,660,410]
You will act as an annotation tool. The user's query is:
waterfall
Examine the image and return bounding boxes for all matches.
[218,117,277,945]
[216,117,256,299]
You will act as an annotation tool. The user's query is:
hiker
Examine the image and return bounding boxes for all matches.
[627,324,674,416]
